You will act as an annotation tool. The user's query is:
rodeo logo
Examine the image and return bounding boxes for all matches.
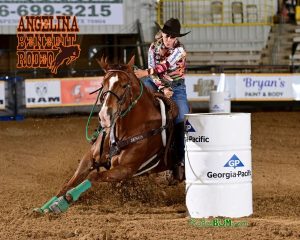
[16,15,81,74]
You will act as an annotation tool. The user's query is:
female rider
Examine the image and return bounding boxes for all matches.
[134,18,190,181]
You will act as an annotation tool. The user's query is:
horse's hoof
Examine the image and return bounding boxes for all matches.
[33,208,44,214]
[31,208,46,217]
[165,170,178,186]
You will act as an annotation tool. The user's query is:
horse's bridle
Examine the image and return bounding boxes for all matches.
[99,69,133,114]
[99,69,144,120]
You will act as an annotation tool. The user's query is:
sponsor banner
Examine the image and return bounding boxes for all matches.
[25,77,103,108]
[186,74,295,101]
[0,81,5,109]
[0,1,123,26]
[235,74,293,100]
[61,77,103,105]
[24,73,298,109]
[185,74,236,101]
[185,74,218,101]
[25,79,61,108]
[185,151,252,184]
[292,74,300,100]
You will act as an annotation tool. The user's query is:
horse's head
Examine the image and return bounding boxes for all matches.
[97,56,139,128]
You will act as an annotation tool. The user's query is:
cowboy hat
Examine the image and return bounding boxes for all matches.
[155,18,190,37]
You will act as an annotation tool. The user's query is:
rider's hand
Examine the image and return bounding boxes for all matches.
[134,69,148,78]
[163,88,173,98]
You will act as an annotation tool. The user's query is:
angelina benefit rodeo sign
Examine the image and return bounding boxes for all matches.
[16,15,81,74]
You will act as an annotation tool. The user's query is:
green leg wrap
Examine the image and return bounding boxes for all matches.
[33,196,58,213]
[66,180,92,202]
[49,196,70,214]
[47,180,92,214]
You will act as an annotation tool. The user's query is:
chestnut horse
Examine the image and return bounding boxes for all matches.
[34,56,178,214]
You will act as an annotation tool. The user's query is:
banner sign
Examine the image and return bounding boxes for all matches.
[291,74,300,100]
[25,73,298,108]
[61,77,102,105]
[235,74,293,100]
[186,74,295,101]
[0,1,123,26]
[25,79,61,108]
[0,81,5,109]
[185,74,236,101]
[25,77,102,108]
[16,15,81,74]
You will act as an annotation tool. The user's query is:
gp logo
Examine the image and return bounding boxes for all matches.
[185,120,196,132]
[224,154,244,169]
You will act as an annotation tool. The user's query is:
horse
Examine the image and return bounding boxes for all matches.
[34,56,179,214]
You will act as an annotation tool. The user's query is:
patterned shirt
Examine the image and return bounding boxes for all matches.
[148,39,187,90]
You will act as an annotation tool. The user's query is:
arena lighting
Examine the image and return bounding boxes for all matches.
[88,48,98,66]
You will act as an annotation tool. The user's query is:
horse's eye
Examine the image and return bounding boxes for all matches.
[122,84,128,88]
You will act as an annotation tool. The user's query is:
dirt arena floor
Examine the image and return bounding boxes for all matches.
[0,112,299,240]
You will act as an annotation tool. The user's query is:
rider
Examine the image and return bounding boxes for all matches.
[134,18,190,181]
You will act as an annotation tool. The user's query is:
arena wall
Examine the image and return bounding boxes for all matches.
[1,73,300,117]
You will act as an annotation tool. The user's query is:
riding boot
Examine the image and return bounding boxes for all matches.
[172,122,185,181]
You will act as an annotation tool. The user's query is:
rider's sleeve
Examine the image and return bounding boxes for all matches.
[153,47,185,75]
[148,44,186,90]
[148,43,156,69]
[154,47,186,90]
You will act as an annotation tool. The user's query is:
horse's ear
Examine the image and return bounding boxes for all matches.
[96,56,108,72]
[127,55,135,67]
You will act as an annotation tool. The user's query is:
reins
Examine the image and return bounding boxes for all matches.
[85,86,104,142]
[120,79,143,117]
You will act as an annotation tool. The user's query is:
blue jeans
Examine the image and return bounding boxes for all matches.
[143,77,189,124]
[143,77,189,163]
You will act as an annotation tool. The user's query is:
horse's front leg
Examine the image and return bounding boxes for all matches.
[56,150,94,197]
[42,161,135,214]
[33,150,94,214]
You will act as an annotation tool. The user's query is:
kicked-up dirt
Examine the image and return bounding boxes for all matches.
[0,112,299,240]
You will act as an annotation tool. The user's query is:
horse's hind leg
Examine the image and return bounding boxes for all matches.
[56,150,93,197]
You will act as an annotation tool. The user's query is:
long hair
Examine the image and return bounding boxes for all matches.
[154,30,163,42]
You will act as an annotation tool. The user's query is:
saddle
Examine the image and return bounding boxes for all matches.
[153,92,178,121]
[152,92,178,169]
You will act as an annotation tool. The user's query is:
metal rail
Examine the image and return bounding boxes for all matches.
[157,0,274,27]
